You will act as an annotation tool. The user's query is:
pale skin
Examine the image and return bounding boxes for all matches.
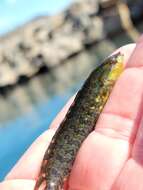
[1,36,143,190]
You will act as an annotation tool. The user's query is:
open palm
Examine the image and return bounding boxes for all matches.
[1,38,143,190]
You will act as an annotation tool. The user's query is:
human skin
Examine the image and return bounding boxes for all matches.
[1,36,143,190]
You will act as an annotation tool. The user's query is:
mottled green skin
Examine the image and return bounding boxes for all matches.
[35,53,124,190]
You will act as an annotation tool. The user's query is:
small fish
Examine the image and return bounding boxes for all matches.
[34,52,124,190]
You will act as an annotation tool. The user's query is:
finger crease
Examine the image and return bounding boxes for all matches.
[95,112,134,142]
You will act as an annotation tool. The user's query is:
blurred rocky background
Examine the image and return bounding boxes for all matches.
[0,0,143,92]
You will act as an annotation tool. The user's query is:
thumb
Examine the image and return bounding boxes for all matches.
[0,179,35,190]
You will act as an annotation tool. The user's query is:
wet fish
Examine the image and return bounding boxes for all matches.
[34,52,124,190]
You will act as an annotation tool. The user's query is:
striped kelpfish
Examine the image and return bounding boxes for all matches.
[34,52,124,190]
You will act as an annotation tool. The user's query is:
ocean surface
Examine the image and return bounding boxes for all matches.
[0,92,73,180]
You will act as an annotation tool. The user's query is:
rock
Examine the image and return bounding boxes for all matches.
[0,0,142,89]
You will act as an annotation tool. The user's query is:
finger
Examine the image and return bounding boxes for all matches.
[113,119,143,190]
[69,38,143,190]
[0,179,35,190]
[127,37,143,166]
[127,35,143,68]
[6,43,135,182]
[106,37,143,190]
[112,37,143,189]
[6,96,75,180]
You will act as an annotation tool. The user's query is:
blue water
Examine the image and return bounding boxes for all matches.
[0,91,74,180]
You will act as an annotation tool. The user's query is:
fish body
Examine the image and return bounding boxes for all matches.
[34,53,124,190]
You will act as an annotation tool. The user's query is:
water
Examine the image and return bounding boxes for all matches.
[0,91,73,180]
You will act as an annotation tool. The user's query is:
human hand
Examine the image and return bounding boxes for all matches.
[1,37,143,190]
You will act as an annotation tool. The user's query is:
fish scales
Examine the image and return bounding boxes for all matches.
[34,52,124,190]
